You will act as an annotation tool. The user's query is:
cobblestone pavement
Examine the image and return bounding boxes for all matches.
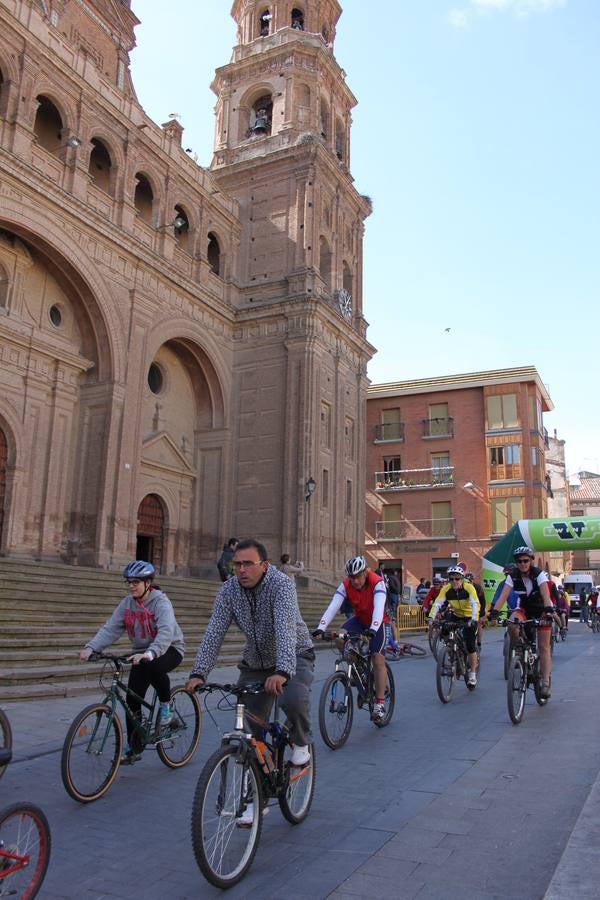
[2,623,599,899]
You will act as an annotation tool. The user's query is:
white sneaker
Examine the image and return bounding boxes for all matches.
[371,702,385,722]
[468,671,477,686]
[290,744,311,766]
[236,802,269,828]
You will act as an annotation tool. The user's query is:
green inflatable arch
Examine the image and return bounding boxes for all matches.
[481,516,600,602]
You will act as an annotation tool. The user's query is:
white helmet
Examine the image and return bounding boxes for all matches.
[345,556,367,577]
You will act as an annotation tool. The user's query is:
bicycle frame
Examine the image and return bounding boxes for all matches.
[0,845,29,879]
[334,637,372,702]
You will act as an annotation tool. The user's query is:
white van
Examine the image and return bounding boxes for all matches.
[563,572,594,615]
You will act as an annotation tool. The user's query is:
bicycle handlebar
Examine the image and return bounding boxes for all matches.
[88,652,132,665]
[197,681,266,696]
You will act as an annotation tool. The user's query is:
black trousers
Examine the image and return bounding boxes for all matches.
[126,647,183,745]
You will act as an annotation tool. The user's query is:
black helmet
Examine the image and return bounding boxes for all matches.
[123,560,155,580]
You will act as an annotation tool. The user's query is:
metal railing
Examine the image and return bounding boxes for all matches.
[376,518,456,540]
[374,467,454,491]
[421,417,454,438]
[374,422,405,442]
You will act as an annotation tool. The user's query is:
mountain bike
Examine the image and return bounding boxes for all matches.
[190,681,316,889]
[0,710,11,780]
[505,618,551,725]
[435,619,479,704]
[61,653,201,802]
[318,632,395,749]
[385,641,427,661]
[0,743,51,898]
[590,608,600,633]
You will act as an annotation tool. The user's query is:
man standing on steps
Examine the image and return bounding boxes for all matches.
[186,539,315,768]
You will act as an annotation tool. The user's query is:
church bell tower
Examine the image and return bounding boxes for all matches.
[211,0,374,576]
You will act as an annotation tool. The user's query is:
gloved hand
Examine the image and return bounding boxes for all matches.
[489,607,500,622]
[364,628,377,640]
[311,628,324,639]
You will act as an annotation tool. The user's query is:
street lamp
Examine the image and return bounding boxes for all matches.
[305,476,316,502]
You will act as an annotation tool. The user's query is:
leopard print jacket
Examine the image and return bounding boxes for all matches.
[190,564,313,679]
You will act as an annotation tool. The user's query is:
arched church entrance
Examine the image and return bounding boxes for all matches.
[0,428,7,547]
[136,493,166,572]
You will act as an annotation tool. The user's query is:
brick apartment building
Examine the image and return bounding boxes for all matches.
[365,367,553,588]
[569,472,600,582]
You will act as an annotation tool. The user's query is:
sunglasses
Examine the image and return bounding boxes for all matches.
[516,558,531,564]
[449,576,463,581]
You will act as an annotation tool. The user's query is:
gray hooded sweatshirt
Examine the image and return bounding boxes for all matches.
[85,589,185,658]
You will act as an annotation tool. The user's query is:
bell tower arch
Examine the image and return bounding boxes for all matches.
[212,1,374,576]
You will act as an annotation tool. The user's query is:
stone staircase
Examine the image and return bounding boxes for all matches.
[0,559,332,701]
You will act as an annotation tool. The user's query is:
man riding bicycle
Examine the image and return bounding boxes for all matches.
[313,556,389,723]
[429,565,480,685]
[488,546,555,698]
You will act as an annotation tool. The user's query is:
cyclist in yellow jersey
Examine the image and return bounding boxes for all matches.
[429,566,480,685]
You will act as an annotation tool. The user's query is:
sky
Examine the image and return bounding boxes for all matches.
[129,0,600,479]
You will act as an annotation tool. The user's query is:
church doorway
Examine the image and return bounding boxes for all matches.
[136,494,166,572]
[0,428,6,547]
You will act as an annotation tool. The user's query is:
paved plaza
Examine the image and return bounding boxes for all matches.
[2,623,600,899]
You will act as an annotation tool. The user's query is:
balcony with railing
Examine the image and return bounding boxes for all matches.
[374,466,454,492]
[373,422,405,443]
[376,518,456,540]
[422,417,454,439]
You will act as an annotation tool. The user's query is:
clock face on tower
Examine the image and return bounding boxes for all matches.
[336,288,352,320]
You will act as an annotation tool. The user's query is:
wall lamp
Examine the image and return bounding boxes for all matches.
[65,136,82,149]
[157,215,187,232]
[463,481,475,490]
[305,476,317,502]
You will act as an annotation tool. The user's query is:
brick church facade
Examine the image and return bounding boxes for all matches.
[0,0,373,577]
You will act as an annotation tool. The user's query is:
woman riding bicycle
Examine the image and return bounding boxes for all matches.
[488,546,554,698]
[79,560,185,760]
[429,566,480,686]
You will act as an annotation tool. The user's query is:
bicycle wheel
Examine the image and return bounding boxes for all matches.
[428,621,440,654]
[157,687,201,768]
[278,743,316,824]
[318,672,353,749]
[507,656,527,724]
[61,703,122,803]
[0,709,12,780]
[0,802,51,899]
[369,663,395,727]
[503,631,514,681]
[436,646,455,703]
[191,745,263,889]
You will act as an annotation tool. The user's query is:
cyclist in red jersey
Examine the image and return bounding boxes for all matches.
[313,556,388,722]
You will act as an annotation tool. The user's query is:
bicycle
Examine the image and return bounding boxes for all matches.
[435,619,480,704]
[190,681,316,889]
[0,746,51,899]
[590,608,600,633]
[61,652,201,802]
[505,618,551,725]
[385,641,427,660]
[427,618,441,655]
[0,710,11,780]
[318,632,395,749]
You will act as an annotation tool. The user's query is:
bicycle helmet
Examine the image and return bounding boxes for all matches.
[433,575,443,584]
[345,556,367,577]
[513,546,534,559]
[457,562,467,573]
[123,560,155,580]
[446,565,464,578]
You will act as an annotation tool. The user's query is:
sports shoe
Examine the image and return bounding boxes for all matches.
[290,744,311,767]
[371,702,385,723]
[468,671,477,686]
[236,802,269,828]
[159,702,173,726]
[120,747,141,765]
[539,680,551,699]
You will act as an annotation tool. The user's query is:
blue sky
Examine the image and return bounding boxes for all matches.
[130,0,599,477]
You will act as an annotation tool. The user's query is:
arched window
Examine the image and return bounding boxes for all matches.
[319,236,332,292]
[258,8,271,37]
[249,94,273,137]
[134,173,154,224]
[88,138,112,193]
[173,204,190,250]
[34,95,63,155]
[207,232,221,276]
[296,83,311,128]
[320,97,329,140]
[0,262,8,308]
[343,261,353,298]
[291,8,305,30]
[335,118,345,161]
